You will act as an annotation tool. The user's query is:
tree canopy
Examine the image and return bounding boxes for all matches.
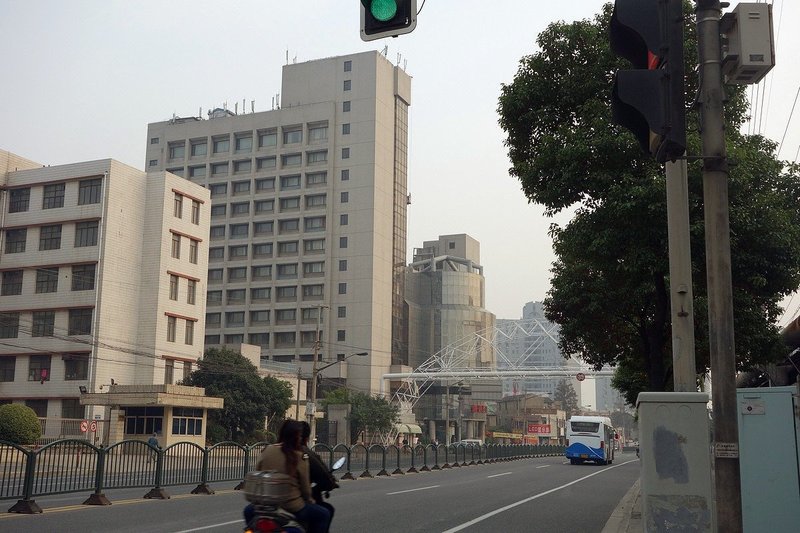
[183,347,292,442]
[322,388,399,443]
[497,4,800,404]
[553,379,579,418]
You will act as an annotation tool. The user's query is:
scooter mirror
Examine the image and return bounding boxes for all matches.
[332,457,346,471]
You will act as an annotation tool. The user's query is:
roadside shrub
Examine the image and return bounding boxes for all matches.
[205,422,228,444]
[0,404,41,444]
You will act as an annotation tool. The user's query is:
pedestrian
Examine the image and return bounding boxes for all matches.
[147,432,159,463]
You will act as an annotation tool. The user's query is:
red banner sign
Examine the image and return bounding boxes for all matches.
[527,423,551,434]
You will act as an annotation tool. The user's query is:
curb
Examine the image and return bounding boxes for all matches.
[601,477,640,533]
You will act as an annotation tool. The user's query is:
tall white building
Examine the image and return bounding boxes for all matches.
[145,51,411,394]
[0,150,211,424]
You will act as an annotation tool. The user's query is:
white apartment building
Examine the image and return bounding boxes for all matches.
[0,150,211,428]
[145,51,411,395]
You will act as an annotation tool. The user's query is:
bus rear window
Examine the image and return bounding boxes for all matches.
[571,422,600,433]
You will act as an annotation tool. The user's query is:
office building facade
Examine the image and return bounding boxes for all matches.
[145,51,411,394]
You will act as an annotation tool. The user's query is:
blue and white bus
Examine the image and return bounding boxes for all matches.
[565,416,615,465]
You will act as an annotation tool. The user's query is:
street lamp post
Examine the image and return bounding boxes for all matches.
[308,350,368,444]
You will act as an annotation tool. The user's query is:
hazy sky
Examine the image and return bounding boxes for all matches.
[1,0,797,322]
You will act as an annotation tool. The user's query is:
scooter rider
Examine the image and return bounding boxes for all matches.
[244,420,331,533]
[300,422,339,522]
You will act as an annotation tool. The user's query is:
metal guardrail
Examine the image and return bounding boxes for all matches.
[0,439,565,514]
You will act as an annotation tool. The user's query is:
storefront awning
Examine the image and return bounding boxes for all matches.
[395,423,423,434]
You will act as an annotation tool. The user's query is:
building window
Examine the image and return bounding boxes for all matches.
[253,221,273,235]
[340,214,349,226]
[206,312,221,327]
[185,320,194,345]
[228,244,248,259]
[283,128,302,144]
[207,290,222,304]
[342,147,350,159]
[304,239,325,253]
[306,194,326,208]
[224,334,244,344]
[338,283,347,295]
[1,270,23,296]
[337,330,346,342]
[341,169,350,181]
[341,191,349,203]
[9,188,30,213]
[211,162,229,176]
[209,246,224,261]
[28,355,51,382]
[191,140,207,156]
[25,399,48,417]
[210,183,227,197]
[259,130,277,148]
[280,197,301,211]
[275,331,296,347]
[280,175,301,190]
[189,239,199,264]
[169,274,179,300]
[43,183,65,209]
[64,356,89,381]
[343,79,351,91]
[344,60,352,72]
[165,359,175,384]
[235,134,253,152]
[211,205,226,218]
[276,286,297,302]
[228,267,247,282]
[304,216,326,232]
[277,263,298,279]
[252,265,272,280]
[227,289,246,304]
[213,136,230,153]
[68,309,93,335]
[0,312,20,338]
[257,156,277,170]
[225,311,246,327]
[302,284,324,299]
[35,268,59,293]
[307,150,328,164]
[339,260,348,272]
[250,310,270,325]
[251,287,271,301]
[249,333,270,347]
[72,264,96,291]
[149,159,158,167]
[78,178,102,205]
[31,311,55,337]
[171,233,181,259]
[343,101,351,112]
[210,225,225,239]
[275,309,296,324]
[39,224,62,250]
[339,237,348,249]
[172,407,203,436]
[174,193,183,218]
[338,306,346,318]
[279,219,300,233]
[229,223,249,239]
[189,165,207,179]
[303,262,324,276]
[309,125,328,143]
[167,316,176,342]
[282,153,302,167]
[190,200,200,224]
[5,229,27,253]
[208,269,223,283]
[151,137,160,144]
[233,180,251,195]
[306,172,327,186]
[234,160,252,174]
[231,202,250,217]
[278,241,298,255]
[342,123,350,135]
[0,357,15,382]
[256,177,276,192]
[167,167,184,178]
[125,406,164,436]
[75,221,99,247]
[169,142,185,159]
[253,242,273,258]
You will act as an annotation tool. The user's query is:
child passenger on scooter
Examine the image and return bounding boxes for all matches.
[244,420,331,533]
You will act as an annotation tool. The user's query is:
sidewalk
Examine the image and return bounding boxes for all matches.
[601,478,642,533]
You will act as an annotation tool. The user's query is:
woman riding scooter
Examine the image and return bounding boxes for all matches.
[244,420,331,533]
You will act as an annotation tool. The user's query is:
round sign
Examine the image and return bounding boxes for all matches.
[80,420,89,432]
[90,420,98,432]
[576,372,586,382]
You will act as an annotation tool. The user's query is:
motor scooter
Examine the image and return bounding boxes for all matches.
[243,456,346,533]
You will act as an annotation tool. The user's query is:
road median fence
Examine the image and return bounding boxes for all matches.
[0,439,564,514]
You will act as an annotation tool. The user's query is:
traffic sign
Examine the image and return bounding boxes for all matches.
[576,372,586,382]
[80,420,89,432]
[90,420,98,432]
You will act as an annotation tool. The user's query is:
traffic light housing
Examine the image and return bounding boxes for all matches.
[610,0,685,163]
[360,0,417,42]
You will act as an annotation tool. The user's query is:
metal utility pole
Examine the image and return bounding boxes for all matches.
[295,367,302,420]
[696,1,742,530]
[445,380,450,445]
[307,305,328,444]
[665,159,697,391]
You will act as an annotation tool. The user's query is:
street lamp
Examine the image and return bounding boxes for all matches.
[308,351,368,444]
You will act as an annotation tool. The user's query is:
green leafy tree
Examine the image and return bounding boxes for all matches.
[322,388,399,443]
[184,347,277,442]
[553,379,579,418]
[498,5,800,404]
[0,404,41,444]
[262,375,293,436]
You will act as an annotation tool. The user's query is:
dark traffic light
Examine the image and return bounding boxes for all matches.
[360,0,417,42]
[610,0,685,163]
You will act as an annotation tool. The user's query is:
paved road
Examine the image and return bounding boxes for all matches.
[0,452,640,532]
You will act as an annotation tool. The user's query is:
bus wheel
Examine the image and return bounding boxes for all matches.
[569,458,579,465]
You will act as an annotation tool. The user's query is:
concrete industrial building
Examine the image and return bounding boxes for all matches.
[145,51,411,395]
[0,150,218,443]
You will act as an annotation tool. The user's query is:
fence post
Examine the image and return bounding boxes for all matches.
[392,445,405,475]
[376,446,390,476]
[143,444,169,499]
[341,446,356,480]
[407,444,418,473]
[8,448,42,514]
[83,445,111,505]
[191,446,215,494]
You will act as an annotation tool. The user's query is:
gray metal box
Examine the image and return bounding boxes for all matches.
[721,3,775,84]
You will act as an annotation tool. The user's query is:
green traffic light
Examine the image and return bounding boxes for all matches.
[370,0,397,22]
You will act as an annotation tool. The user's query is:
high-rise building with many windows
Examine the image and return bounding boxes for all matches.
[0,150,211,426]
[145,51,412,394]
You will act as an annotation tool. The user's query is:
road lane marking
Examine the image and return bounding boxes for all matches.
[172,520,242,532]
[442,460,638,533]
[536,465,550,469]
[387,484,440,495]
[487,472,512,478]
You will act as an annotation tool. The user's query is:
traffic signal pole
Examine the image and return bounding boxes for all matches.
[695,1,743,531]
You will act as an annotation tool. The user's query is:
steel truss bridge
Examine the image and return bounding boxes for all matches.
[380,318,615,443]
